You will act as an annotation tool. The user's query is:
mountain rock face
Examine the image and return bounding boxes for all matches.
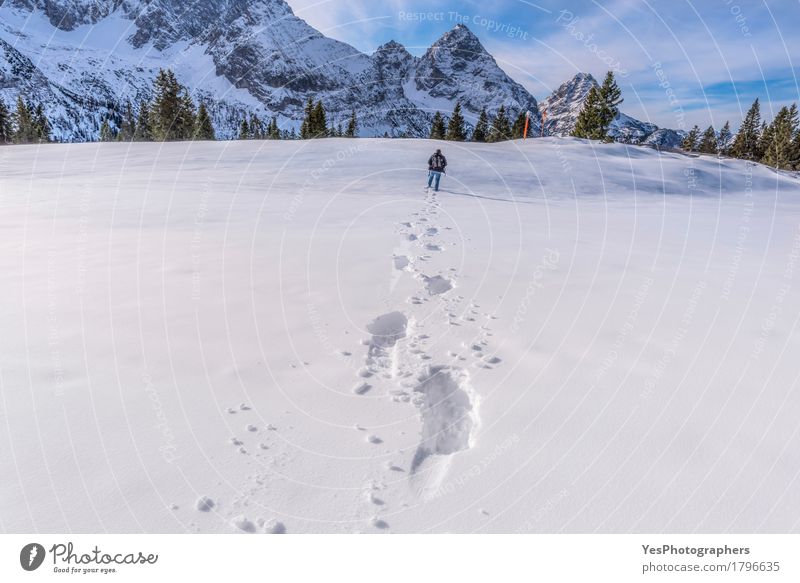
[1,0,669,143]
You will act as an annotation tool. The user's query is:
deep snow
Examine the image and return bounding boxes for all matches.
[1,137,799,533]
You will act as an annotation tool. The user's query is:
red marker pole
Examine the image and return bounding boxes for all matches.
[523,110,530,140]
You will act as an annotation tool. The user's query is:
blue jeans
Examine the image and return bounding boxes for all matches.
[427,170,442,191]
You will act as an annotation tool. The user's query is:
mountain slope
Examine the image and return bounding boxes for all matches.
[1,1,674,142]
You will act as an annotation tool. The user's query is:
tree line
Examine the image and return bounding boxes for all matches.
[427,100,535,143]
[3,67,800,171]
[0,97,52,144]
[681,98,800,170]
[0,69,362,145]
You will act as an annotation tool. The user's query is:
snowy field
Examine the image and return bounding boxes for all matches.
[1,137,800,534]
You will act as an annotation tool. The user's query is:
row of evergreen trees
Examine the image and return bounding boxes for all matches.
[428,101,533,143]
[297,97,357,139]
[681,98,800,170]
[0,97,52,144]
[98,69,215,142]
[4,67,800,170]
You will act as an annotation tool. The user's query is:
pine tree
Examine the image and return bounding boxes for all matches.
[429,111,445,140]
[446,101,466,141]
[31,103,51,143]
[681,125,700,152]
[717,121,732,155]
[194,101,215,140]
[472,107,488,142]
[572,86,603,140]
[311,101,327,137]
[597,71,623,140]
[698,125,718,154]
[268,117,280,139]
[0,99,11,144]
[149,69,194,141]
[99,118,116,142]
[117,100,136,141]
[791,131,800,170]
[730,98,762,160]
[12,97,37,144]
[239,118,250,140]
[300,97,314,139]
[761,104,799,170]
[150,69,184,141]
[134,100,153,141]
[345,110,357,137]
[176,91,196,140]
[249,114,264,139]
[487,105,511,142]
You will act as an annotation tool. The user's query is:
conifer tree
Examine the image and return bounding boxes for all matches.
[99,119,116,142]
[472,107,488,142]
[717,121,732,155]
[791,128,800,170]
[429,111,445,140]
[597,71,623,139]
[300,97,314,139]
[249,114,265,139]
[487,105,511,142]
[730,98,762,160]
[134,100,153,141]
[117,100,136,141]
[0,99,11,144]
[698,125,718,154]
[572,86,603,140]
[239,118,250,140]
[270,117,281,139]
[13,97,37,144]
[194,101,215,140]
[345,110,357,137]
[311,101,327,137]
[761,104,799,170]
[150,69,184,141]
[681,125,700,152]
[445,101,466,141]
[32,103,51,143]
[176,91,196,140]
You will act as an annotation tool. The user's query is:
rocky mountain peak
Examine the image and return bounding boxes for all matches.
[428,24,485,60]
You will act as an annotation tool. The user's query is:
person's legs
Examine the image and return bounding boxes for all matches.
[427,171,434,188]
[433,171,441,191]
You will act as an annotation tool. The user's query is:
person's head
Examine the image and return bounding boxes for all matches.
[435,149,441,154]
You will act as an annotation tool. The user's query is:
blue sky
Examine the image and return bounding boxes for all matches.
[286,0,800,130]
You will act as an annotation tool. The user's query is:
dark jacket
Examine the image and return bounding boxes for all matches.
[428,153,447,172]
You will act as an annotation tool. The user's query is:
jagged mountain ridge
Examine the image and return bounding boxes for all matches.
[1,0,670,142]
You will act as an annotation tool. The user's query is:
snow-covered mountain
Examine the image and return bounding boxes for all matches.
[0,0,676,143]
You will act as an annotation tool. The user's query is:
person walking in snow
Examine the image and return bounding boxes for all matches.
[427,148,447,192]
